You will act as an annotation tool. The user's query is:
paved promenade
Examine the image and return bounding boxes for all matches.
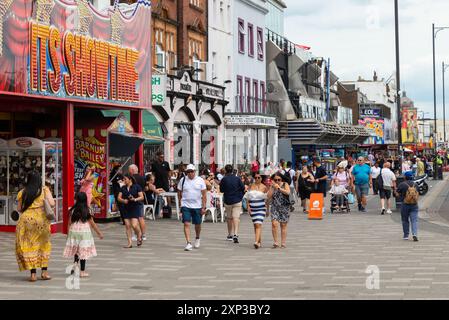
[1,177,449,300]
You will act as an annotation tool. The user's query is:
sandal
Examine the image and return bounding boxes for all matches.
[41,273,52,280]
[281,244,287,249]
[29,274,37,282]
[272,243,279,249]
[137,239,143,247]
[80,272,89,278]
[123,244,133,249]
[254,243,260,249]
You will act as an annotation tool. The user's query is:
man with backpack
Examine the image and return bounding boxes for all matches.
[396,171,419,241]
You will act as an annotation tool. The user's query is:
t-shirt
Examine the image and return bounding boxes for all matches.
[219,174,245,205]
[151,160,171,191]
[370,166,381,179]
[286,168,296,188]
[333,171,350,188]
[314,166,328,193]
[417,161,425,176]
[397,180,418,203]
[133,174,146,190]
[352,164,371,185]
[177,176,206,209]
[380,168,396,188]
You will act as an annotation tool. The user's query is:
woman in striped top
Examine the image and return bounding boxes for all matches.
[246,173,268,249]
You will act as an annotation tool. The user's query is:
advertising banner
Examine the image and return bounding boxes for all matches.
[0,0,152,109]
[401,107,419,144]
[358,117,385,144]
[152,74,166,106]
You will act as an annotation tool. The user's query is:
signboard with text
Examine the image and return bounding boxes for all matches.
[152,74,167,106]
[0,0,152,109]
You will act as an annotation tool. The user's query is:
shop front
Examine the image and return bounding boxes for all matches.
[151,71,228,171]
[0,0,153,233]
[224,114,278,171]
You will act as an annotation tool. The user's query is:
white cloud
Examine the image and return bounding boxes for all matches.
[284,0,449,119]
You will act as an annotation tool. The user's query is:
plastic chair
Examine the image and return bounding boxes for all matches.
[143,193,155,220]
[202,192,217,223]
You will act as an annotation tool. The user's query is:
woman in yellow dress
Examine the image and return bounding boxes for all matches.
[15,171,55,282]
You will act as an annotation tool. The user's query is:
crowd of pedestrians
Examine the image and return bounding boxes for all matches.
[13,150,427,282]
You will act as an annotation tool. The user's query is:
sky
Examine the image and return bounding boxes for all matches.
[284,0,449,119]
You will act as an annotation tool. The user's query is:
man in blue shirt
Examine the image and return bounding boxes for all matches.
[351,156,372,212]
[220,165,246,243]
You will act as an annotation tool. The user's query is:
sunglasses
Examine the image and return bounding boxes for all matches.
[274,179,282,182]
[255,177,262,180]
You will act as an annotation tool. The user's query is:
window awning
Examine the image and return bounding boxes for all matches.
[109,132,145,158]
[101,110,164,144]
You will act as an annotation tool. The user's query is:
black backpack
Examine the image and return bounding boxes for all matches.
[377,169,384,189]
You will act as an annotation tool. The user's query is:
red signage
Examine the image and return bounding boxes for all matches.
[0,0,152,109]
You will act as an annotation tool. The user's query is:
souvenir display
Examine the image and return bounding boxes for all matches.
[0,138,63,226]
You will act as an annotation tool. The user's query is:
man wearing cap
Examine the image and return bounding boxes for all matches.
[177,164,207,251]
[396,171,419,241]
[351,156,372,212]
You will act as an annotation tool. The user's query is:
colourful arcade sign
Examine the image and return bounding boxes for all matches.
[0,0,152,108]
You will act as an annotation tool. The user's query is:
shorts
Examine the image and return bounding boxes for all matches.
[225,202,242,219]
[355,184,370,199]
[379,188,392,199]
[181,207,202,225]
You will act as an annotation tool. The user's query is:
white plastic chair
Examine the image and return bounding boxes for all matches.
[143,193,155,220]
[202,192,217,223]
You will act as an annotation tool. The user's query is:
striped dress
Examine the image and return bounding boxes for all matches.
[246,190,267,225]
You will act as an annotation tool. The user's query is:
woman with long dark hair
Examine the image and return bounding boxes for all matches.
[267,172,291,249]
[118,174,144,248]
[15,171,55,282]
[246,173,268,249]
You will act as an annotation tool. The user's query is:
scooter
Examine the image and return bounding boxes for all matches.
[414,174,429,196]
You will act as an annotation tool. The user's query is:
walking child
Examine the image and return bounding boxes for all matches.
[63,192,103,278]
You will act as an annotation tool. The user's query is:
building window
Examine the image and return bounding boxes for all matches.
[190,0,201,8]
[238,18,245,54]
[253,80,258,112]
[260,81,266,112]
[248,23,254,57]
[237,75,243,112]
[245,78,251,113]
[155,44,165,71]
[257,27,264,60]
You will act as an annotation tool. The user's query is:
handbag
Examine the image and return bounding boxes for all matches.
[347,192,355,204]
[43,189,55,221]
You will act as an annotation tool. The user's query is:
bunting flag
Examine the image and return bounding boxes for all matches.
[295,44,311,51]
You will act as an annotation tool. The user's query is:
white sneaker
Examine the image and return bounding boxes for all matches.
[132,235,137,241]
[142,234,147,241]
[184,243,193,251]
[386,209,392,214]
[194,238,201,249]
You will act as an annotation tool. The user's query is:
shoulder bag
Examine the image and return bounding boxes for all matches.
[43,188,55,221]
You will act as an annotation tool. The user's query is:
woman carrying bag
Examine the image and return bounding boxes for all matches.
[15,171,55,282]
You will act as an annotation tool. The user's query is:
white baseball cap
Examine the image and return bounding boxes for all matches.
[186,164,196,172]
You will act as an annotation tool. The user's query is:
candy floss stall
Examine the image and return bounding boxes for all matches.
[0,138,63,231]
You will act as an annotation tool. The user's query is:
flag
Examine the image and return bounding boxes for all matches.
[295,44,311,50]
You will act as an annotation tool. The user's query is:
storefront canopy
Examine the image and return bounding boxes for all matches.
[109,132,145,158]
[101,110,164,144]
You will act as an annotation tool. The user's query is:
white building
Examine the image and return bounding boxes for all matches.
[208,0,233,99]
[224,0,278,170]
[265,0,286,36]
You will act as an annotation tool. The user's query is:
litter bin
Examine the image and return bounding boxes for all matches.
[395,175,405,210]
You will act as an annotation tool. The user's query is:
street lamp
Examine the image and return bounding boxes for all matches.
[442,61,449,143]
[394,0,403,169]
[432,24,449,152]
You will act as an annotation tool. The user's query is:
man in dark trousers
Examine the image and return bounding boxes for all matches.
[220,165,246,243]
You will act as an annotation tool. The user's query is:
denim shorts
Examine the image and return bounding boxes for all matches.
[181,207,202,225]
[355,184,370,198]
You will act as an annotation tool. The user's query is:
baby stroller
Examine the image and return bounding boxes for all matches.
[330,193,350,214]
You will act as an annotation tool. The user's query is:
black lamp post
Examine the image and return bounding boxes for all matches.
[442,62,449,144]
[394,0,402,170]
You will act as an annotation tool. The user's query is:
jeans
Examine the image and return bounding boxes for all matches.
[401,204,419,237]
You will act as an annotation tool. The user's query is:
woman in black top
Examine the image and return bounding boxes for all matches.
[295,166,315,213]
[118,174,144,248]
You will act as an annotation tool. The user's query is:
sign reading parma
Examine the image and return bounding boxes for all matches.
[0,0,152,109]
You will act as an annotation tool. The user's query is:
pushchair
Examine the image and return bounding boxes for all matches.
[330,193,350,214]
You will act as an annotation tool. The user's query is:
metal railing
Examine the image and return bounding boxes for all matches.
[235,95,267,114]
